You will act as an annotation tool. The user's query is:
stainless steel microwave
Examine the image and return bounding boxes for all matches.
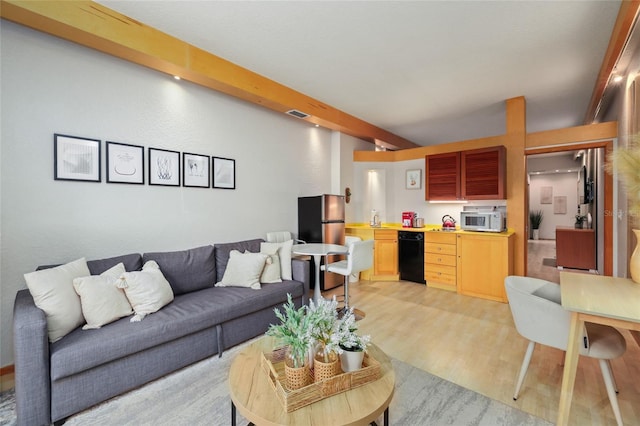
[460,211,506,232]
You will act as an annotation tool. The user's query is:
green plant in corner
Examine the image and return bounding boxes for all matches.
[530,210,544,230]
[266,294,312,368]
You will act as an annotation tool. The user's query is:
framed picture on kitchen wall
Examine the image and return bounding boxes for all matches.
[106,141,144,184]
[54,133,101,182]
[183,152,210,188]
[406,169,422,190]
[149,148,180,187]
[212,157,235,189]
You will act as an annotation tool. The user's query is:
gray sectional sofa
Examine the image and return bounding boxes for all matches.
[12,238,310,426]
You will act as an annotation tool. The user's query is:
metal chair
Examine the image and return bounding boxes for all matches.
[321,239,374,316]
[504,275,626,426]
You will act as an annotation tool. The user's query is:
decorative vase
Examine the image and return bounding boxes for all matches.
[284,347,312,390]
[313,351,340,382]
[340,348,365,372]
[532,229,540,240]
[630,229,640,283]
[285,363,312,390]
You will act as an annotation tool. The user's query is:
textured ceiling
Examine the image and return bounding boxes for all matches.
[97,0,621,146]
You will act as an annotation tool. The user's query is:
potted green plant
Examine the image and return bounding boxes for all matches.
[575,214,586,229]
[306,296,341,381]
[529,210,544,240]
[332,307,371,372]
[266,294,313,389]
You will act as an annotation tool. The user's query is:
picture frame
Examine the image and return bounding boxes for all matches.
[183,152,210,188]
[406,169,422,190]
[149,148,180,186]
[106,141,144,184]
[54,134,101,182]
[212,157,236,189]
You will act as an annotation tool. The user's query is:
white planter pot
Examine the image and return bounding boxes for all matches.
[532,229,540,240]
[340,349,365,372]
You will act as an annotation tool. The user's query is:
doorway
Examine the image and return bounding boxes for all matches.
[526,143,612,281]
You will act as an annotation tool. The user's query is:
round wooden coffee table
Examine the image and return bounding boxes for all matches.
[229,337,395,426]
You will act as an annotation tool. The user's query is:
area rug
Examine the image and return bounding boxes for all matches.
[0,342,551,426]
[542,257,557,267]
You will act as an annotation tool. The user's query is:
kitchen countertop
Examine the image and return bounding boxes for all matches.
[346,223,515,236]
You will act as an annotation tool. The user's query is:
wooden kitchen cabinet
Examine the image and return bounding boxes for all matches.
[424,232,457,292]
[373,229,398,279]
[425,146,506,201]
[425,152,460,200]
[456,232,513,302]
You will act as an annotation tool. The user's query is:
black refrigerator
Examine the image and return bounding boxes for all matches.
[298,194,345,291]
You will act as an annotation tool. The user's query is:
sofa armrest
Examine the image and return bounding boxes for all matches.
[13,289,51,426]
[291,258,311,305]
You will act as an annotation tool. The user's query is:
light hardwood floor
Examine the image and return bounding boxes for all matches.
[324,279,640,426]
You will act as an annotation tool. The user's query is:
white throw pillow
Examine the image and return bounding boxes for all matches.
[215,250,268,290]
[73,263,133,329]
[259,250,282,283]
[117,260,174,322]
[24,257,90,342]
[260,240,293,280]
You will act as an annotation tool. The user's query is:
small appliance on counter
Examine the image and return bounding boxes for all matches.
[370,209,381,227]
[442,215,457,231]
[413,217,424,228]
[459,206,507,232]
[402,211,417,228]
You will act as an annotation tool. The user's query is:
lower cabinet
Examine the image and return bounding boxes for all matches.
[424,232,457,292]
[373,229,398,279]
[456,233,513,302]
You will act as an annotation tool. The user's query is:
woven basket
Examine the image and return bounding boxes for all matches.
[285,364,312,390]
[313,354,341,382]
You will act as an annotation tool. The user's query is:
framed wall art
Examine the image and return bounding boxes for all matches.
[149,148,180,186]
[212,157,235,189]
[54,133,101,182]
[183,152,210,188]
[106,141,144,184]
[406,169,422,190]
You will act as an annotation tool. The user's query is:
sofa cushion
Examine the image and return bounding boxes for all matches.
[261,240,293,280]
[87,253,143,275]
[118,261,174,322]
[24,258,90,343]
[73,263,133,329]
[49,280,304,381]
[214,239,263,282]
[143,245,215,295]
[260,251,282,283]
[215,250,268,290]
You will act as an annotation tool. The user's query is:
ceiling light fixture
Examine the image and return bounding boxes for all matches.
[173,75,181,80]
[612,75,623,83]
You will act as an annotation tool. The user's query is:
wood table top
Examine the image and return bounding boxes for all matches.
[228,336,395,426]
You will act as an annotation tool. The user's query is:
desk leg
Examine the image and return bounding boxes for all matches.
[312,254,322,304]
[557,312,582,425]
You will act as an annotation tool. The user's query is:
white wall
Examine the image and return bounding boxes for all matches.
[528,173,581,239]
[0,22,340,366]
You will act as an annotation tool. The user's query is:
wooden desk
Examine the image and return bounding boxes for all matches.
[229,336,395,426]
[555,227,596,270]
[557,272,640,426]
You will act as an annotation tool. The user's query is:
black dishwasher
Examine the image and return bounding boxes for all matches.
[398,231,426,284]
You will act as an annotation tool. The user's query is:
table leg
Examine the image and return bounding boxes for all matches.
[313,254,322,304]
[557,312,583,425]
[231,401,236,426]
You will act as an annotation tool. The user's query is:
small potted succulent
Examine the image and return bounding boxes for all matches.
[332,307,371,372]
[266,294,313,389]
[575,214,586,229]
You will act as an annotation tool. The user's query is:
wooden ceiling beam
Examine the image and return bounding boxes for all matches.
[584,0,640,124]
[0,0,420,150]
